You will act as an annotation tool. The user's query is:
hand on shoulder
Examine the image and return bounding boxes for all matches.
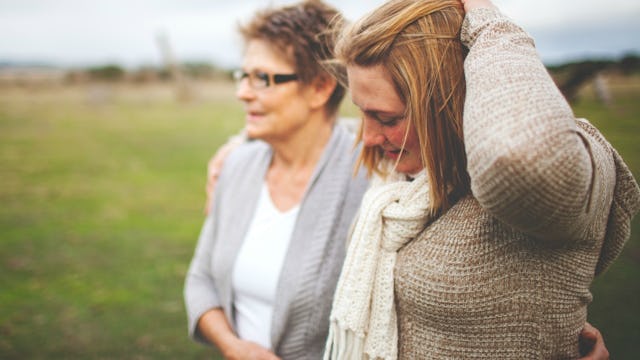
[204,131,247,215]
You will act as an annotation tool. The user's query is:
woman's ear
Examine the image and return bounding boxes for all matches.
[308,74,337,110]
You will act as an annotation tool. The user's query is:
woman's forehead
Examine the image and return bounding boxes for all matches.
[347,64,404,112]
[242,39,294,70]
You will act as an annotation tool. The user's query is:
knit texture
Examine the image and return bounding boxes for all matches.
[390,8,640,360]
[325,170,433,360]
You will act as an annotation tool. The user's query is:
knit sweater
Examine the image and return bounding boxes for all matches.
[393,8,640,359]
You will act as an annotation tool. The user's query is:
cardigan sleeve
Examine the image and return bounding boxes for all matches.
[460,8,615,244]
[183,194,223,344]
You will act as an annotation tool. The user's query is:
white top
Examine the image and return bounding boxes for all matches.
[231,183,300,349]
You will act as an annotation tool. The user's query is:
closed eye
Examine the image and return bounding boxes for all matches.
[254,71,270,83]
[362,110,403,127]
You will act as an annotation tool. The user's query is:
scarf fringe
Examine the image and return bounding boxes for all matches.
[324,170,429,360]
[324,322,366,360]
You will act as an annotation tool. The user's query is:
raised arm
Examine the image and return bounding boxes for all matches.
[460,2,612,243]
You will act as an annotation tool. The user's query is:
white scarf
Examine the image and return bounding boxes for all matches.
[324,169,432,360]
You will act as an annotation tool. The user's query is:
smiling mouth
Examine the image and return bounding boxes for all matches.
[246,112,264,122]
[384,148,404,160]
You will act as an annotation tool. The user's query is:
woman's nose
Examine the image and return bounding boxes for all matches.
[235,79,255,101]
[361,118,385,147]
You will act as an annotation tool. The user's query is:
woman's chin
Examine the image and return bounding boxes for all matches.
[245,125,264,140]
[394,161,423,176]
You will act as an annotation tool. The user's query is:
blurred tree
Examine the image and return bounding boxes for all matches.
[550,60,613,104]
[87,64,125,81]
[547,53,640,104]
[619,53,640,75]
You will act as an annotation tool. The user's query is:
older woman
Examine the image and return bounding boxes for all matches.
[324,0,639,359]
[183,1,368,359]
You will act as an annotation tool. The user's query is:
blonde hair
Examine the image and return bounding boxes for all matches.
[335,0,470,214]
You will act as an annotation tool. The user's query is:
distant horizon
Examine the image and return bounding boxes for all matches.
[2,50,639,71]
[1,0,638,72]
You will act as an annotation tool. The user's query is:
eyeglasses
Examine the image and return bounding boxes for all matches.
[233,70,298,90]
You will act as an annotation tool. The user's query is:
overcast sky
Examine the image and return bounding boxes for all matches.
[1,0,638,68]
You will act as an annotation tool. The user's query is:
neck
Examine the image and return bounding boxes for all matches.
[269,113,335,171]
[264,112,335,211]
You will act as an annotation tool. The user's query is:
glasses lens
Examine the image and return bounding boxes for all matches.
[253,72,270,89]
[232,70,245,82]
[233,70,249,90]
[233,70,270,89]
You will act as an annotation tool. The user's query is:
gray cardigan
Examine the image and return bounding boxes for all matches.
[184,124,369,359]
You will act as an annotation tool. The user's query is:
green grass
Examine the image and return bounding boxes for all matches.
[571,75,640,359]
[0,82,240,359]
[0,75,638,359]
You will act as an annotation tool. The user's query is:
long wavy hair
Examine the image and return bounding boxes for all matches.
[335,0,470,214]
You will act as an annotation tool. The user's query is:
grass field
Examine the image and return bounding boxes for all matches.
[0,75,638,359]
[570,74,640,359]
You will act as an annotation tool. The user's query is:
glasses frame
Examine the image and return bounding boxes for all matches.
[233,70,298,90]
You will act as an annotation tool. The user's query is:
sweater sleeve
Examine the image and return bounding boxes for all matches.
[460,8,611,243]
[183,202,223,344]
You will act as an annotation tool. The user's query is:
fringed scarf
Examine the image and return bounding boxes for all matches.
[324,170,432,360]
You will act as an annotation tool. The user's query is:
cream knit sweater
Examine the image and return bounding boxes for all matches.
[393,8,640,359]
